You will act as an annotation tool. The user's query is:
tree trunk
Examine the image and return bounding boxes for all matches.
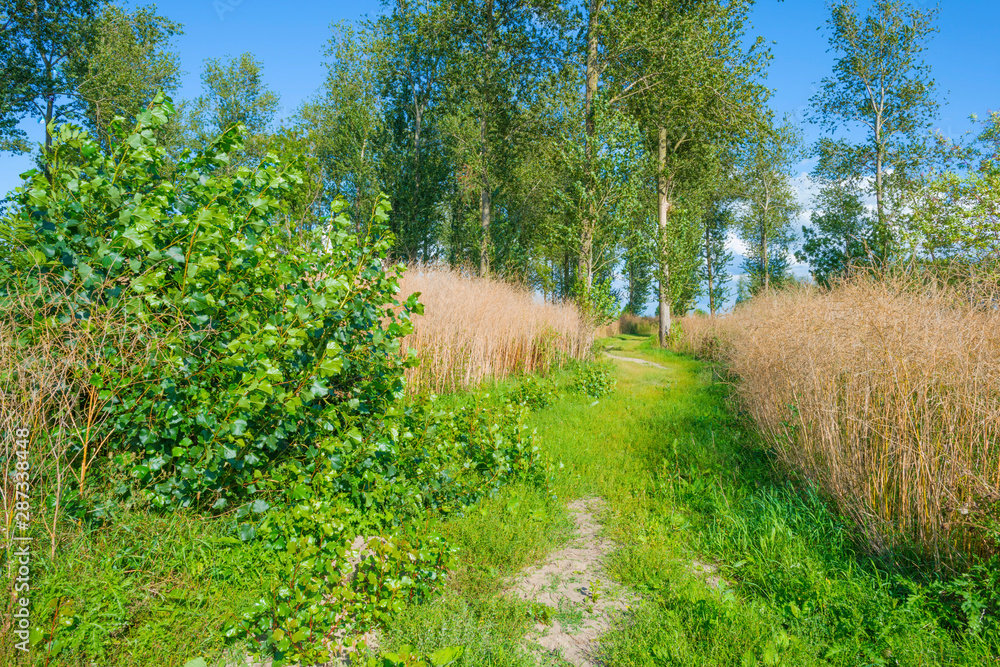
[412,91,423,265]
[479,157,491,276]
[478,0,495,277]
[563,249,571,300]
[43,48,54,182]
[578,0,602,293]
[874,137,886,259]
[762,228,769,293]
[657,126,670,348]
[705,223,715,317]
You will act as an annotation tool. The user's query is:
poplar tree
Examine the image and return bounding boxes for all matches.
[809,0,940,261]
[736,118,803,293]
[700,201,733,316]
[186,53,280,168]
[445,0,564,276]
[0,0,103,155]
[606,0,770,345]
[68,4,182,148]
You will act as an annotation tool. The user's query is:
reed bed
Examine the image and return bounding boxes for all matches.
[399,266,590,394]
[597,312,658,338]
[677,275,1000,566]
[0,279,165,563]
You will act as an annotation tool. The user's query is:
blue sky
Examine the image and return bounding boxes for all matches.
[1,0,997,308]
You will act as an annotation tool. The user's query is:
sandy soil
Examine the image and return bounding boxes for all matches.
[508,497,637,667]
[603,354,667,369]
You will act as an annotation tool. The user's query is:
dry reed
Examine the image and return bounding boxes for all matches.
[597,312,658,338]
[0,278,165,561]
[677,275,1000,566]
[399,266,590,393]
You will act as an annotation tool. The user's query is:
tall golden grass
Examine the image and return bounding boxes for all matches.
[596,312,658,338]
[0,278,166,560]
[677,275,1000,566]
[399,266,590,393]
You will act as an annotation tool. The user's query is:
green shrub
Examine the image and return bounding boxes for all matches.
[573,361,617,399]
[510,376,559,411]
[3,94,418,509]
[226,392,555,665]
[1,96,561,666]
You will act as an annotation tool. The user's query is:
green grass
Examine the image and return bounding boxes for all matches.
[3,508,264,666]
[377,335,1000,666]
[11,337,998,666]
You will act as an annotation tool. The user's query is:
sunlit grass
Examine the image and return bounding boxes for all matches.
[399,266,590,394]
[674,274,1000,565]
[380,335,999,665]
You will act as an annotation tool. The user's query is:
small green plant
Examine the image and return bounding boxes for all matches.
[370,645,464,667]
[511,376,559,411]
[527,602,554,625]
[573,362,617,399]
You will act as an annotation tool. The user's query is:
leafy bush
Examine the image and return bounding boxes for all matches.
[510,376,559,411]
[225,391,555,664]
[3,94,418,509]
[573,362,617,399]
[369,645,464,667]
[0,96,562,666]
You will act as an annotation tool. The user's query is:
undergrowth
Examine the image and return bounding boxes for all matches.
[376,335,999,666]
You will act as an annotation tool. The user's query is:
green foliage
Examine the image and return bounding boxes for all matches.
[797,179,875,286]
[623,212,656,315]
[186,53,281,168]
[736,117,802,294]
[739,247,795,299]
[809,0,940,259]
[369,645,464,667]
[68,4,183,148]
[298,20,385,222]
[925,556,1000,640]
[227,390,555,664]
[573,277,620,327]
[0,0,102,153]
[510,376,559,412]
[232,520,454,665]
[3,95,417,509]
[572,361,617,400]
[699,201,734,315]
[914,111,1000,263]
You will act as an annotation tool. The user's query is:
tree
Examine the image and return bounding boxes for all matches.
[797,177,874,285]
[297,21,385,223]
[67,4,182,149]
[0,0,103,155]
[577,0,603,293]
[809,0,940,261]
[623,209,655,314]
[736,118,802,293]
[605,0,770,345]
[740,233,794,296]
[374,3,453,263]
[187,53,280,166]
[445,0,564,276]
[554,97,645,315]
[699,200,733,316]
[913,112,1000,264]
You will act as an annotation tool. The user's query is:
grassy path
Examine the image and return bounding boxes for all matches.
[378,336,996,666]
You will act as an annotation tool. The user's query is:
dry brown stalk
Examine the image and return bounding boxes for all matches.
[1,277,168,560]
[676,273,1000,566]
[398,266,591,394]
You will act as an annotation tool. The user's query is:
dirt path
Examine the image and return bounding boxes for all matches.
[603,353,667,370]
[508,497,636,667]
